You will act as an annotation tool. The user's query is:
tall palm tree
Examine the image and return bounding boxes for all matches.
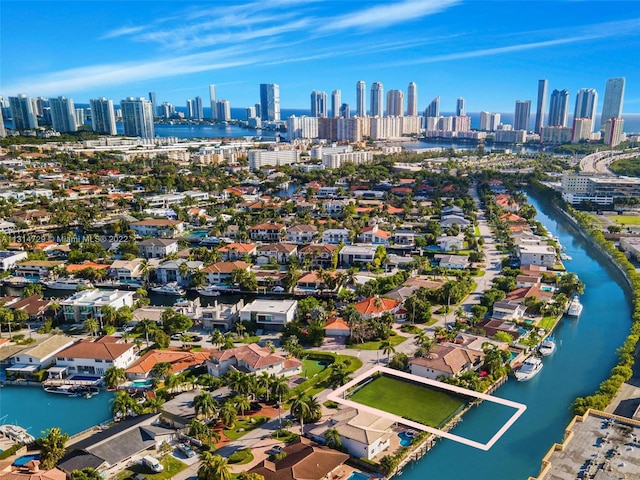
[111,391,140,419]
[233,394,251,418]
[270,375,290,402]
[84,318,99,337]
[219,401,237,428]
[290,394,311,435]
[103,366,126,389]
[38,427,69,469]
[198,452,231,480]
[210,328,225,349]
[324,427,342,449]
[380,339,396,364]
[100,305,117,326]
[257,372,272,402]
[194,392,219,421]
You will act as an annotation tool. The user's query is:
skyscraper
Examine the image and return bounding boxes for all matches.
[89,97,117,135]
[194,96,204,120]
[424,97,440,117]
[148,92,157,117]
[407,82,417,116]
[209,84,217,120]
[456,97,466,116]
[356,81,366,117]
[186,99,195,119]
[216,100,231,121]
[370,82,384,117]
[49,96,77,132]
[386,90,404,117]
[600,77,626,130]
[260,84,280,122]
[514,100,531,131]
[311,90,328,118]
[548,89,569,127]
[574,88,598,131]
[339,103,350,118]
[480,111,501,131]
[331,90,341,118]
[246,106,256,119]
[535,79,548,134]
[9,94,38,130]
[120,97,154,138]
[0,108,5,138]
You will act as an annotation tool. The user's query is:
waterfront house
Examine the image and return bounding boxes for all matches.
[53,336,137,377]
[339,244,377,267]
[6,335,74,377]
[495,194,520,212]
[248,222,286,242]
[60,290,135,323]
[298,244,338,268]
[137,238,179,259]
[197,299,244,331]
[155,259,203,286]
[491,300,527,321]
[515,244,557,268]
[353,296,401,319]
[206,343,302,377]
[125,348,214,380]
[409,343,484,380]
[57,414,174,478]
[0,251,28,272]
[6,294,52,321]
[10,209,51,226]
[218,243,257,261]
[130,218,185,238]
[239,299,298,330]
[108,259,144,284]
[322,228,351,244]
[201,260,251,287]
[286,224,318,244]
[15,260,64,279]
[308,408,394,461]
[248,437,349,480]
[256,243,298,265]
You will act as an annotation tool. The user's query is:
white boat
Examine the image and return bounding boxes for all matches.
[538,336,556,356]
[0,424,35,444]
[196,286,221,297]
[560,253,572,261]
[514,356,543,381]
[150,282,185,296]
[567,295,583,317]
[43,277,94,290]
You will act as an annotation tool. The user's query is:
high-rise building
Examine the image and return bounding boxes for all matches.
[194,96,204,120]
[246,106,256,120]
[287,115,318,140]
[49,96,77,132]
[574,88,598,132]
[572,117,593,143]
[548,89,569,127]
[254,103,261,119]
[209,85,217,120]
[331,90,341,118]
[604,117,625,147]
[407,82,417,116]
[480,111,501,131]
[120,97,155,138]
[514,100,531,131]
[600,77,626,130]
[0,108,5,138]
[216,100,231,121]
[356,81,366,117]
[311,90,328,118]
[535,79,548,134]
[456,97,466,117]
[339,103,350,119]
[186,99,195,119]
[370,82,384,117]
[148,92,157,117]
[260,84,280,122]
[89,97,117,135]
[160,102,175,119]
[386,90,404,117]
[9,94,38,130]
[424,97,440,118]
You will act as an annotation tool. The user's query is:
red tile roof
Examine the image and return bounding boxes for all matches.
[353,296,400,316]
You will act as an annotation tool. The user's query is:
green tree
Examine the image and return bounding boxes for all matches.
[111,390,141,419]
[324,427,342,449]
[380,339,396,364]
[219,401,237,428]
[71,468,102,480]
[22,282,44,298]
[103,366,126,389]
[194,392,219,421]
[233,394,252,418]
[198,452,231,480]
[151,361,173,380]
[38,427,69,469]
[83,318,99,337]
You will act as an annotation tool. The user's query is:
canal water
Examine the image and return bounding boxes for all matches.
[401,193,633,479]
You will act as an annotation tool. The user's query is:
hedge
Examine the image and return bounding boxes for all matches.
[0,444,23,460]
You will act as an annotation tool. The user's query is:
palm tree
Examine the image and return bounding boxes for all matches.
[84,318,99,337]
[103,366,126,389]
[219,401,237,428]
[324,427,342,449]
[194,392,219,422]
[270,375,290,401]
[38,427,69,469]
[234,394,252,418]
[291,394,321,436]
[210,329,225,349]
[198,452,231,480]
[150,361,172,381]
[257,372,272,402]
[111,390,140,419]
[482,343,504,375]
[143,397,166,414]
[100,305,117,326]
[49,301,60,321]
[380,339,396,364]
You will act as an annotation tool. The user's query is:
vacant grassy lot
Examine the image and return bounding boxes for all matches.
[349,375,466,428]
[610,215,640,226]
[348,334,407,351]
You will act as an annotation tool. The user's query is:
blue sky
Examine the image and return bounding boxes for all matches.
[1,0,639,113]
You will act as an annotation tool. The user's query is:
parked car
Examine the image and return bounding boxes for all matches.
[250,402,263,411]
[177,443,196,458]
[141,455,163,473]
[266,445,284,455]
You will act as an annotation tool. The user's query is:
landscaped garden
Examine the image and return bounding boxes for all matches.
[115,456,187,480]
[347,334,406,351]
[348,374,467,428]
[223,416,268,440]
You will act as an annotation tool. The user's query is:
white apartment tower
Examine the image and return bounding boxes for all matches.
[331,90,341,118]
[600,77,625,131]
[456,97,466,116]
[49,96,78,132]
[356,81,366,117]
[535,79,548,134]
[89,97,117,135]
[370,82,384,117]
[311,90,328,118]
[9,94,38,130]
[209,84,217,120]
[386,90,404,117]
[120,97,155,138]
[574,88,598,132]
[260,83,281,122]
[407,82,417,116]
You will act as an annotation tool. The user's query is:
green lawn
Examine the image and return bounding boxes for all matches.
[349,375,466,428]
[539,315,559,330]
[348,334,407,350]
[223,416,268,440]
[302,358,328,378]
[610,215,640,226]
[116,456,187,480]
[234,335,261,344]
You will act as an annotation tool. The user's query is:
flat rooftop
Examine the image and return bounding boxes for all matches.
[530,410,640,480]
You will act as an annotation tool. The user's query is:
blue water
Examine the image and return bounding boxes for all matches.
[398,431,415,447]
[0,386,114,438]
[13,454,40,466]
[346,472,370,480]
[401,193,632,479]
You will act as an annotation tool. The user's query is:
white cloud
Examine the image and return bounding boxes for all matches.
[100,25,147,40]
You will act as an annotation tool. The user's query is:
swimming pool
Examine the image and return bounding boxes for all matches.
[69,375,101,382]
[346,472,370,480]
[131,379,153,388]
[397,431,415,447]
[13,454,40,466]
[516,327,528,335]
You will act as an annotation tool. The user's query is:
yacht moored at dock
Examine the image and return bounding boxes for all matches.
[514,356,543,381]
[567,295,583,317]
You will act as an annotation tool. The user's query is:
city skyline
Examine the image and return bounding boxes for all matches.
[1,1,639,114]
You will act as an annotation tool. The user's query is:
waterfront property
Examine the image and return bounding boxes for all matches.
[60,289,135,323]
[327,366,527,451]
[239,299,298,330]
[6,335,75,377]
[53,336,138,377]
[206,343,302,378]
